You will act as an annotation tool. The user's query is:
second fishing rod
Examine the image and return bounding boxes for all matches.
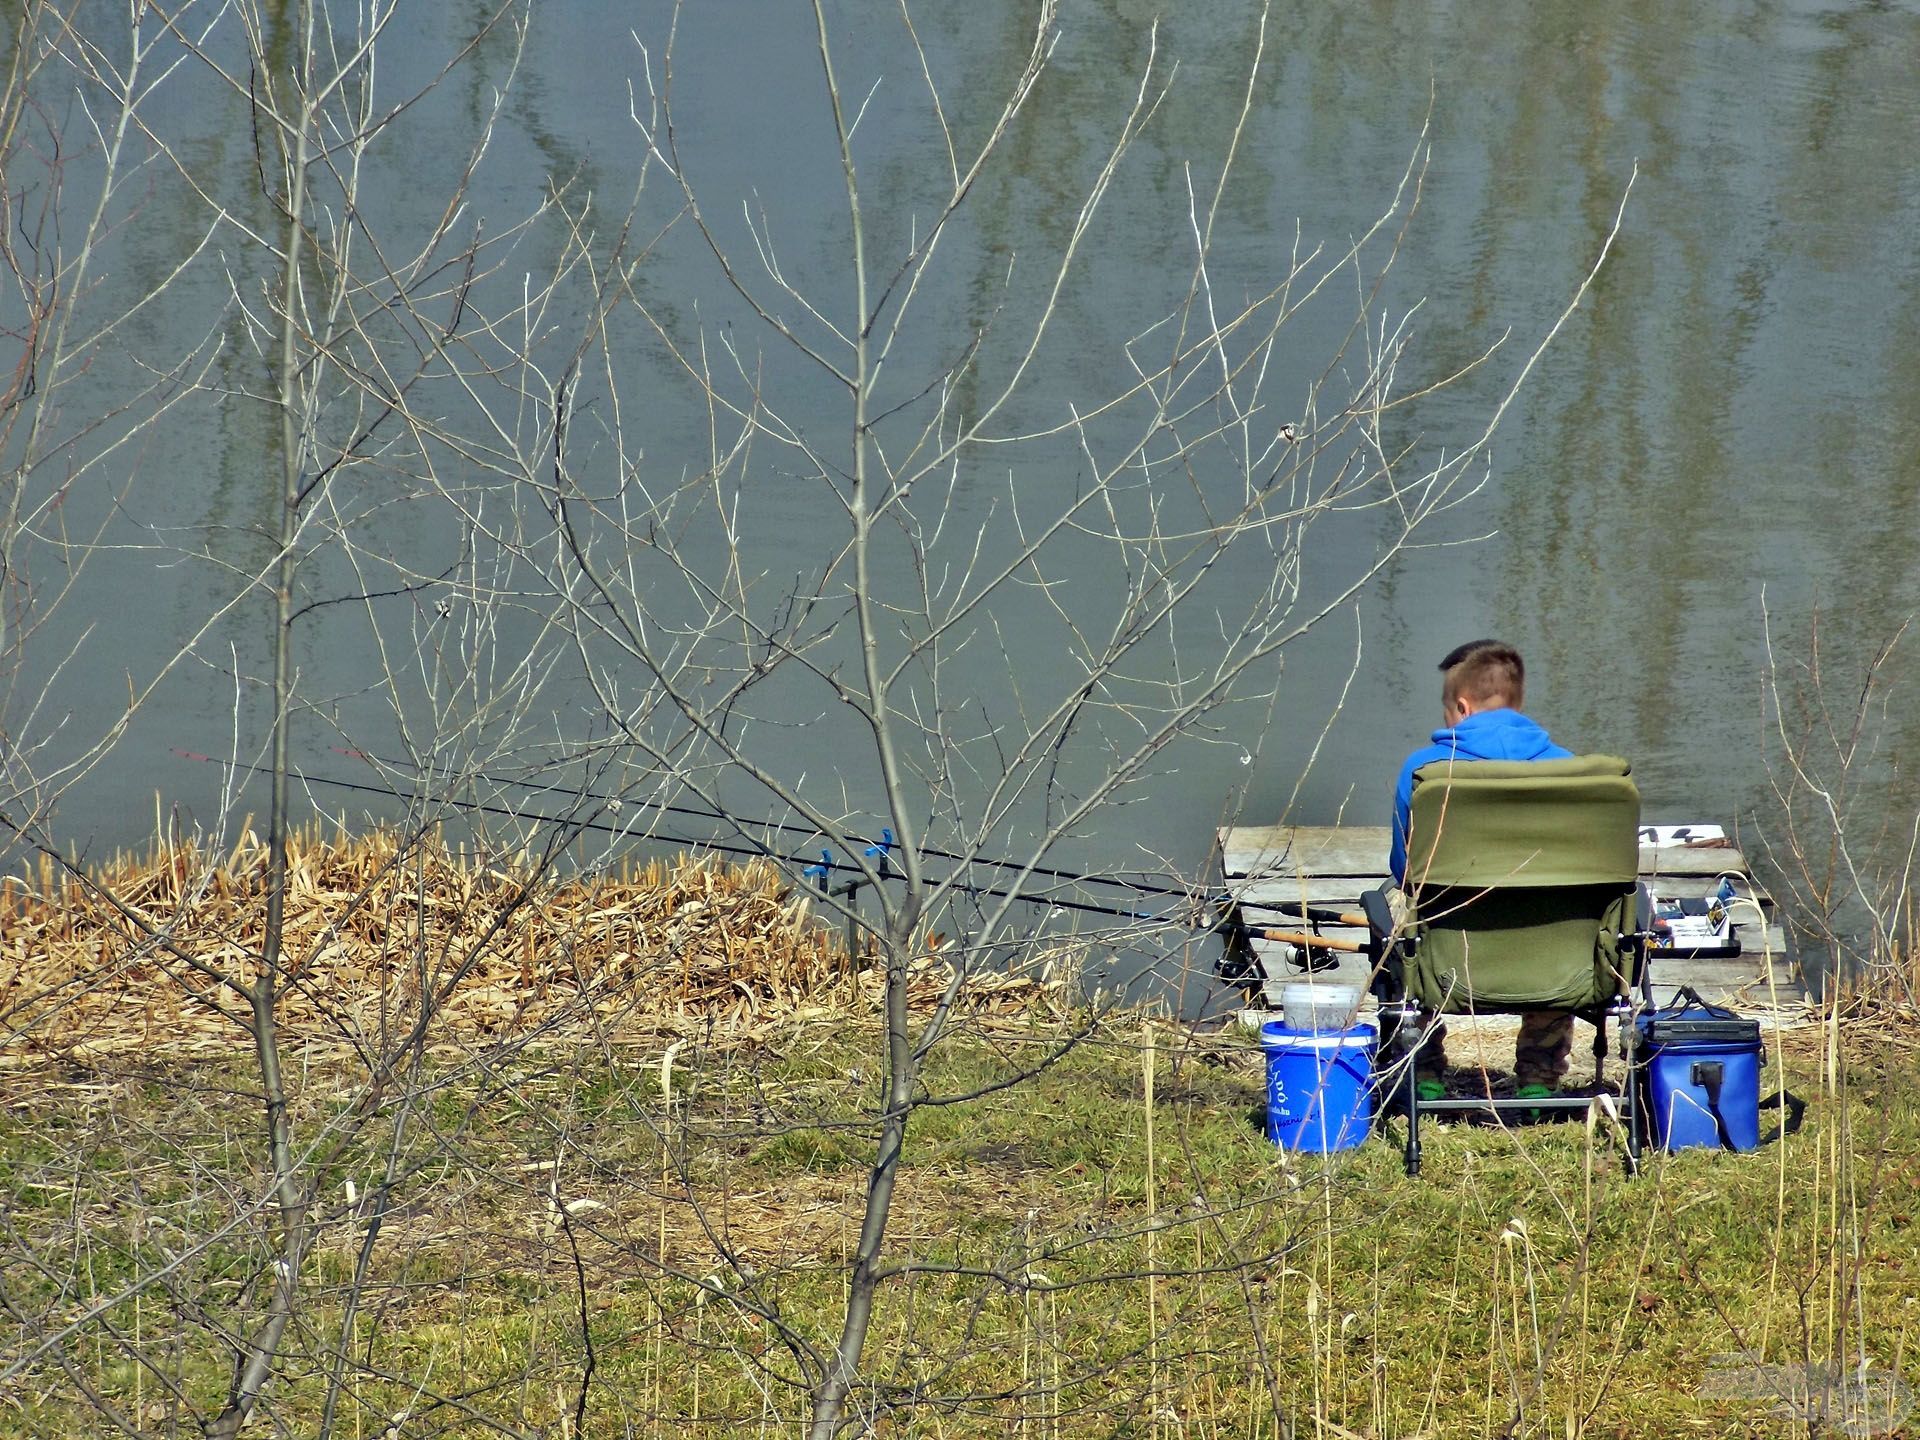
[174,749,1368,942]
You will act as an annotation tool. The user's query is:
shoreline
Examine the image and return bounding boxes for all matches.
[2,827,1062,1066]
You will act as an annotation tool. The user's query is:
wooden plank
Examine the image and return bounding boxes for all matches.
[1228,883,1787,949]
[1639,845,1751,878]
[1232,880,1782,933]
[1233,973,1805,1013]
[1221,826,1389,879]
[1637,821,1752,878]
[1242,935,1798,984]
[1235,917,1793,962]
[1232,965,1804,1012]
[1229,955,1803,1006]
[1649,945,1797,981]
[1236,877,1388,908]
[1220,824,1751,881]
[1215,810,1804,1013]
[1236,947,1378,999]
[1233,913,1792,969]
[1645,967,1805,1007]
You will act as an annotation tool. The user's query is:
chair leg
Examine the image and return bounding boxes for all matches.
[1396,1002,1425,1177]
[1625,1035,1645,1174]
[1607,997,1645,1176]
[1404,1051,1421,1177]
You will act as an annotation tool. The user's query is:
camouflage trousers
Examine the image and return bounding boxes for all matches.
[1511,1010,1577,1087]
[1407,1009,1575,1087]
[1378,885,1575,1088]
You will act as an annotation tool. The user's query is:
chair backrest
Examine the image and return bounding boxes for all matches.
[1402,755,1641,1014]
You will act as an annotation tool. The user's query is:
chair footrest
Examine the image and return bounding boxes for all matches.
[1414,1094,1615,1113]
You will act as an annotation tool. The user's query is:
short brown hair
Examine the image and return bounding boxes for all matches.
[1440,639,1525,710]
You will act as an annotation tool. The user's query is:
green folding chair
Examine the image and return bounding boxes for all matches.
[1362,755,1650,1176]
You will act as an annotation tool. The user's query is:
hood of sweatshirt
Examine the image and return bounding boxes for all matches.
[1425,707,1563,761]
[1388,708,1571,882]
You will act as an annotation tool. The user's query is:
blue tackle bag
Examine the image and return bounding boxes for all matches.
[1635,987,1805,1152]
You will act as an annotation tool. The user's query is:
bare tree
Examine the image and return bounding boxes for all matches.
[0,1,1632,1436]
[1758,601,1920,1004]
[499,5,1629,1433]
[0,0,230,839]
[1,2,646,1433]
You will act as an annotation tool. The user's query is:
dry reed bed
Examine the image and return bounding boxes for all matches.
[0,828,1061,1065]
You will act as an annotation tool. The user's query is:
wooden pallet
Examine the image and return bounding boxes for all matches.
[1216,821,1805,1012]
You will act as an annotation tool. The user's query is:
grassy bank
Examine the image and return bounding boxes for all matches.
[3,834,1916,1436]
[4,1010,1915,1436]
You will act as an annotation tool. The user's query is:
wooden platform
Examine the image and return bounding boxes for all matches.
[1217,822,1805,1013]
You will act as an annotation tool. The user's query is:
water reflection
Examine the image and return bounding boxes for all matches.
[10,0,1920,919]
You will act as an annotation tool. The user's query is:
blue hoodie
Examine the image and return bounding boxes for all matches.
[1389,708,1571,884]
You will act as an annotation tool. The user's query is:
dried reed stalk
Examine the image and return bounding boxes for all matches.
[1,828,1062,1065]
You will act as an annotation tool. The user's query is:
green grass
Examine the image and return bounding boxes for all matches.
[2,1013,1914,1438]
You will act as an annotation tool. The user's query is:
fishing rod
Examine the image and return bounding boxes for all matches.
[168,749,1217,930]
[170,749,1373,945]
[328,748,1373,930]
[319,745,1210,906]
[319,747,1380,929]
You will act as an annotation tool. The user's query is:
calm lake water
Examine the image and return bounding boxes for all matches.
[8,1,1920,982]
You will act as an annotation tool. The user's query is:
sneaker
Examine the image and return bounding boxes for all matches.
[1415,1078,1446,1103]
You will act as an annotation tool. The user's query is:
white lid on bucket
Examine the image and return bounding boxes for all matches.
[1281,981,1361,1030]
[1260,1020,1375,1049]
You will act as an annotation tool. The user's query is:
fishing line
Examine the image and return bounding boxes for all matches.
[169,748,1231,931]
[320,745,1192,904]
[170,748,1364,946]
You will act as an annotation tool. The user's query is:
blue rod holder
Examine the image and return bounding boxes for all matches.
[864,827,895,880]
[803,849,833,893]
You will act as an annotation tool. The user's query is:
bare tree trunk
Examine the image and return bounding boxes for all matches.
[206,7,315,1430]
[801,7,933,1427]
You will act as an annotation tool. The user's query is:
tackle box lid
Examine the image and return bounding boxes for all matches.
[1638,1014,1761,1045]
[1636,987,1761,1046]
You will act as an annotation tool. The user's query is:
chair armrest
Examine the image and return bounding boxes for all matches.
[1360,887,1397,939]
[1360,885,1412,1002]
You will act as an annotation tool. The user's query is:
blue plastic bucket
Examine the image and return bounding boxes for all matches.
[1260,1021,1376,1152]
[1638,1015,1763,1151]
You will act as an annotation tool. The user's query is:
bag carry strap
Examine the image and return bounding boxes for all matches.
[1670,983,1736,1019]
[1758,1089,1807,1146]
[1691,1062,1807,1150]
[1690,1062,1739,1151]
